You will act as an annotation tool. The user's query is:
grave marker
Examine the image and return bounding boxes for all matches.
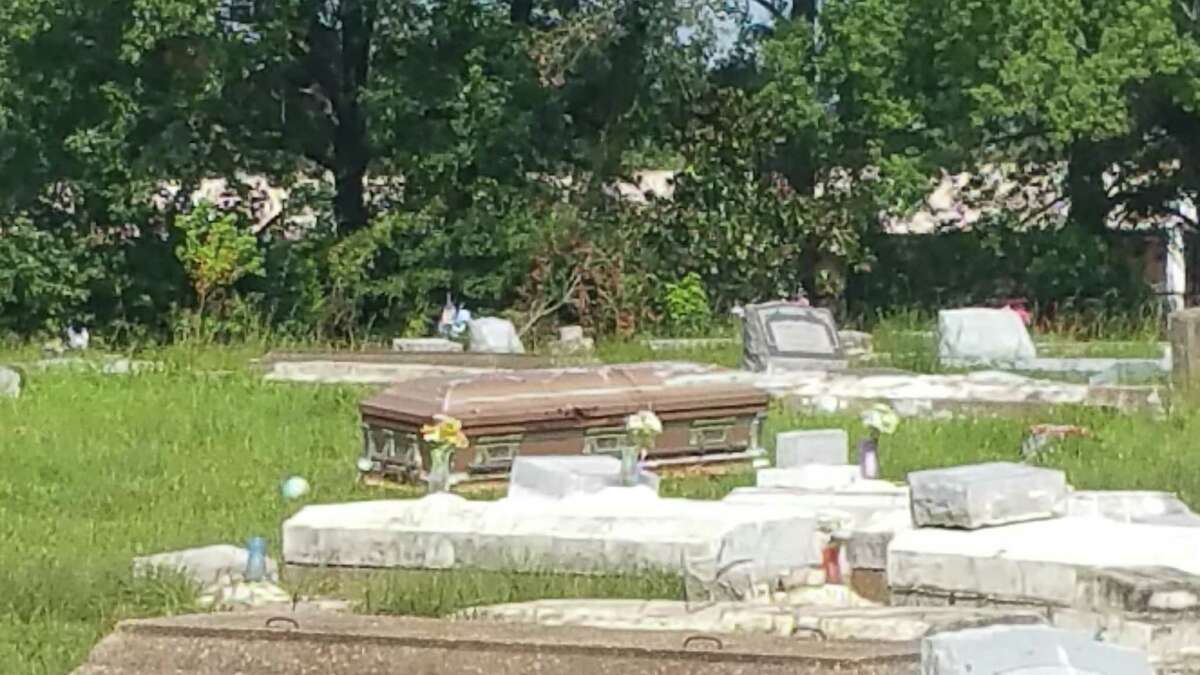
[739,302,847,372]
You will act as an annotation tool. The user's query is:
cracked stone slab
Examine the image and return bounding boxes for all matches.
[907,462,1067,529]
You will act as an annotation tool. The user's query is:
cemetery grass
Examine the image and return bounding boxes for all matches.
[0,346,1197,673]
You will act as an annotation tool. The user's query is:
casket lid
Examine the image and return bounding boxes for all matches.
[359,362,768,429]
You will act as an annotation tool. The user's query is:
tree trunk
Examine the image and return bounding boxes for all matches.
[1066,141,1111,236]
[791,0,818,23]
[332,0,375,233]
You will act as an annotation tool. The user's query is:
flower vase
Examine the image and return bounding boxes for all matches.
[858,437,880,480]
[426,452,452,494]
[619,447,639,487]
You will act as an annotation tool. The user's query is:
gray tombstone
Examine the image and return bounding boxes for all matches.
[739,302,847,372]
[468,318,526,354]
[0,366,19,398]
[1170,308,1200,388]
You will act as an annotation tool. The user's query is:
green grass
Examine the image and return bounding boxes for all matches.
[0,341,1196,674]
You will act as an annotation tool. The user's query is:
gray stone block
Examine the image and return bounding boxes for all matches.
[0,366,19,398]
[133,544,278,587]
[921,625,1153,675]
[1170,308,1200,389]
[908,462,1067,529]
[507,456,659,501]
[775,429,849,467]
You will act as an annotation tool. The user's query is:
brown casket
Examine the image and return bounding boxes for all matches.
[358,362,770,484]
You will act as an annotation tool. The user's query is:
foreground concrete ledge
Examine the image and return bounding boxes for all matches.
[73,610,920,675]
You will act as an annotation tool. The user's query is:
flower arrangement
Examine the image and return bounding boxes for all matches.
[421,414,469,493]
[623,410,662,486]
[858,403,899,479]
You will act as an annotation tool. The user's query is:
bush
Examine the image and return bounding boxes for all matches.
[661,272,713,336]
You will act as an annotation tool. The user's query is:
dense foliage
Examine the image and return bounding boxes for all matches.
[1,0,1196,341]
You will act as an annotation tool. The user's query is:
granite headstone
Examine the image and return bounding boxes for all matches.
[739,302,847,372]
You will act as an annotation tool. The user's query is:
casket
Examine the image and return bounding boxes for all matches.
[358,362,770,485]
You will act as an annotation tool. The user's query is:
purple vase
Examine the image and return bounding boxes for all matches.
[858,437,879,479]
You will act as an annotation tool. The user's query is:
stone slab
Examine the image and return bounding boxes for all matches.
[72,610,921,675]
[775,429,849,467]
[391,337,463,353]
[460,599,1044,644]
[936,308,1037,366]
[757,465,865,491]
[722,487,910,534]
[922,624,1153,675]
[0,366,19,397]
[1051,608,1200,664]
[1067,491,1200,527]
[133,544,279,586]
[847,510,913,571]
[907,462,1067,529]
[507,456,660,501]
[888,518,1200,608]
[283,492,820,578]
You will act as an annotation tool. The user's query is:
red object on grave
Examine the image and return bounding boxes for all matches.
[822,544,842,585]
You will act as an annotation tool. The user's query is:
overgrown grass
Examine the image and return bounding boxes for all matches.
[0,340,1195,674]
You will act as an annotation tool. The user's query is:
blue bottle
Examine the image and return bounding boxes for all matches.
[245,536,267,582]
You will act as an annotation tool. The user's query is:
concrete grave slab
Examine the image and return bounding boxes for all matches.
[921,624,1153,675]
[460,599,1045,643]
[72,610,922,675]
[907,462,1067,529]
[133,544,278,586]
[757,465,865,491]
[1067,491,1200,527]
[391,337,463,353]
[775,429,849,467]
[888,518,1200,609]
[507,456,660,501]
[283,492,821,578]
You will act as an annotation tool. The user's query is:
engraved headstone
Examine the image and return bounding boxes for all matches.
[739,302,847,372]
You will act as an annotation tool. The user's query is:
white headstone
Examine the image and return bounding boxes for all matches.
[468,318,526,354]
[921,625,1153,675]
[775,429,849,467]
[0,366,19,398]
[908,462,1067,529]
[937,308,1037,366]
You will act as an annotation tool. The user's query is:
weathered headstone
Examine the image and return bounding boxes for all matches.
[908,462,1067,529]
[921,625,1153,675]
[936,308,1037,366]
[468,318,526,354]
[392,337,464,353]
[1170,308,1200,388]
[0,366,19,398]
[549,325,594,354]
[774,429,849,467]
[739,302,847,372]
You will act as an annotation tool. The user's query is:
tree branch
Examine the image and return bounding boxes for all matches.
[519,268,584,336]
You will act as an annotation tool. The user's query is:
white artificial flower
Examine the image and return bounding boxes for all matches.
[356,457,374,473]
[861,404,899,435]
[625,410,663,435]
[281,476,310,499]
